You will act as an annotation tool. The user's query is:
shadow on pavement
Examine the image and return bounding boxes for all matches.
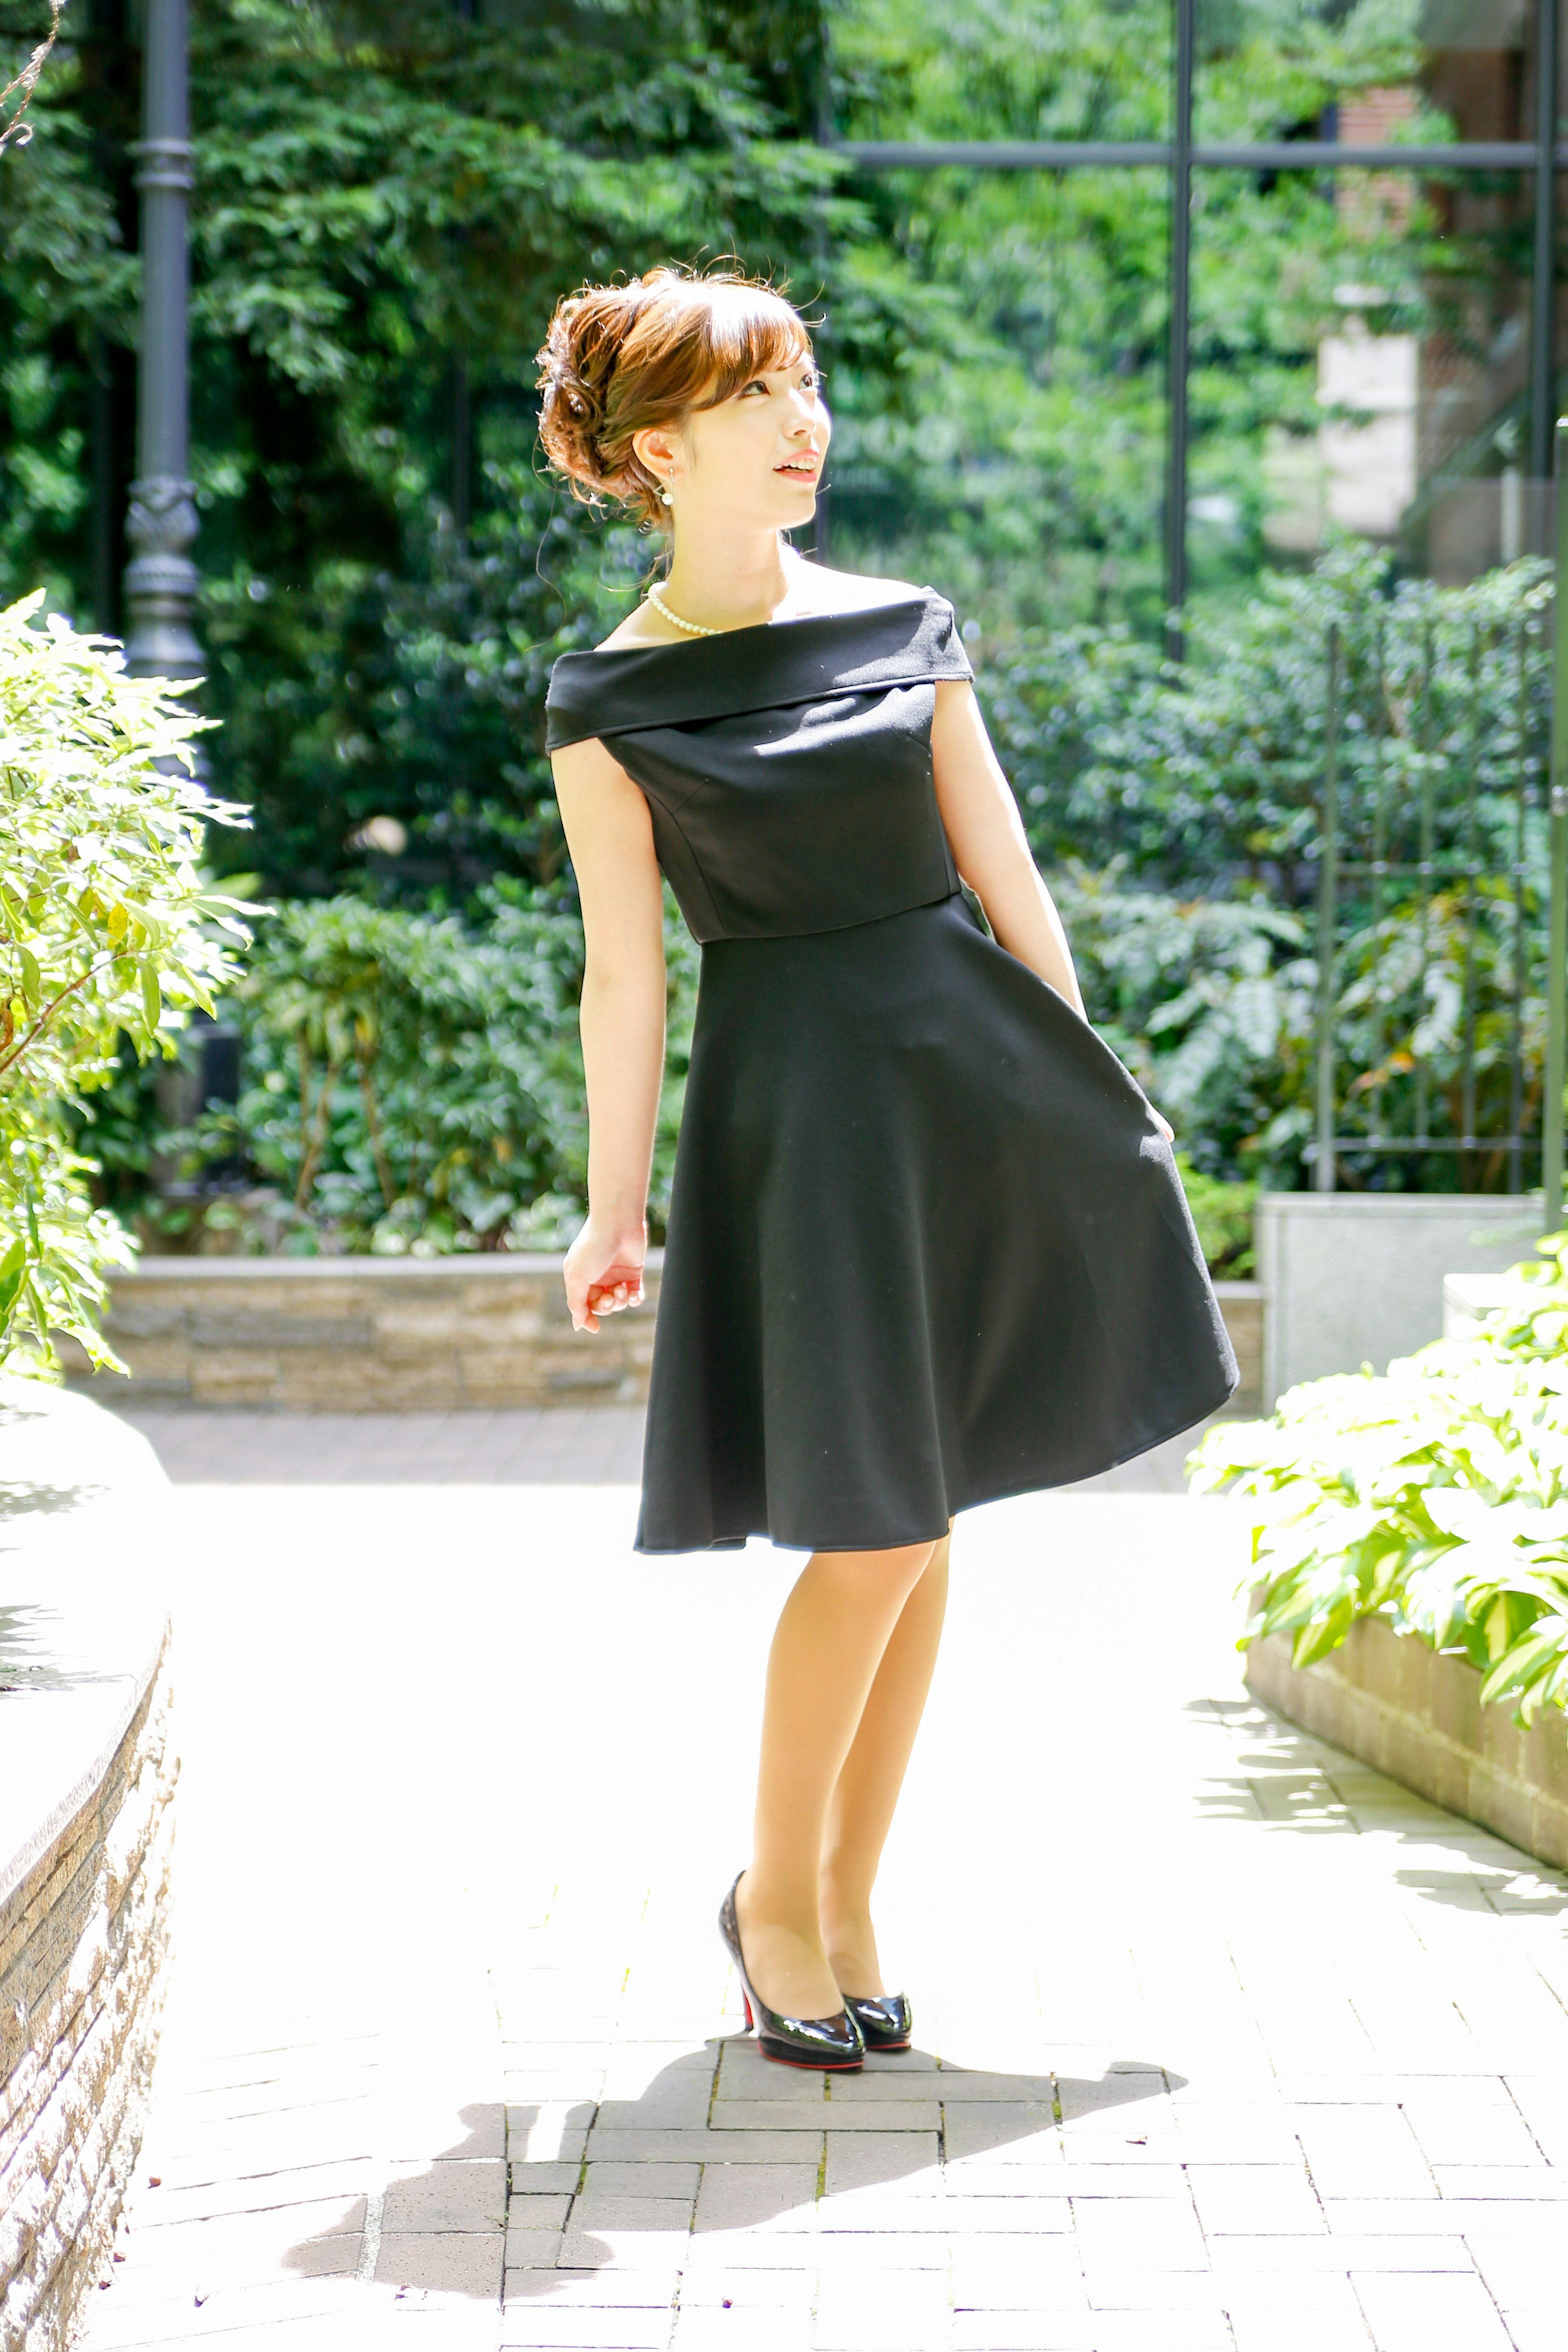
[1185,1694,1568,1912]
[493,2040,1176,2302]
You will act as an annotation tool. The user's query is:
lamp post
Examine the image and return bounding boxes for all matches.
[1545,416,1568,1229]
[123,0,199,679]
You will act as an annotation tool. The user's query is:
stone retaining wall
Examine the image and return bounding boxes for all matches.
[63,1252,664,1411]
[69,1256,1260,1416]
[1246,1613,1568,1870]
[0,1384,177,2352]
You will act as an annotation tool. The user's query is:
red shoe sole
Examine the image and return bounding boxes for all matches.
[759,2045,863,2071]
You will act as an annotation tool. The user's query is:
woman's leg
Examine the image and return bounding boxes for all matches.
[819,1530,950,1997]
[737,1539,937,2020]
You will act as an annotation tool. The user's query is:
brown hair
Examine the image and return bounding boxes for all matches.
[536,265,812,529]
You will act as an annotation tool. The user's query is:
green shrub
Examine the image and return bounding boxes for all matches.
[1176,1156,1256,1279]
[1190,1235,1568,1725]
[226,888,698,1254]
[0,593,251,1370]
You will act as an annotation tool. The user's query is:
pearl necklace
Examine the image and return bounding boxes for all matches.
[646,584,721,638]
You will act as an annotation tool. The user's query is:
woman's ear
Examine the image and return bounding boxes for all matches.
[633,424,680,482]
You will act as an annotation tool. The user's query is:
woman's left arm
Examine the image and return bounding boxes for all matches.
[930,678,1085,1017]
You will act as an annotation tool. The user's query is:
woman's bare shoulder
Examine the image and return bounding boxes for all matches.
[787,560,927,615]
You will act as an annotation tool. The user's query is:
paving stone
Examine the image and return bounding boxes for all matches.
[1496,2313,1564,2352]
[1431,2168,1568,2201]
[1399,2088,1544,2169]
[1353,2271,1514,2351]
[1187,2162,1326,2234]
[1461,2234,1564,2308]
[1225,2277,1375,2350]
[586,2130,825,2165]
[585,2164,704,2202]
[710,2100,942,2132]
[375,2229,506,2295]
[949,2235,1087,2308]
[1292,2109,1437,2199]
[381,2162,509,2232]
[811,2268,954,2350]
[693,2165,819,2232]
[1211,2234,1474,2274]
[678,2272,817,2310]
[559,2227,695,2270]
[1071,2194,1210,2272]
[503,2228,566,2269]
[512,2275,682,2309]
[498,2314,672,2351]
[942,2105,1058,2161]
[822,2132,940,2195]
[668,2314,811,2352]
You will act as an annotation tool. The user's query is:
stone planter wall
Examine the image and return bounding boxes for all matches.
[0,1384,177,2352]
[66,1256,1259,1417]
[1245,1613,1568,1871]
[62,1252,664,1411]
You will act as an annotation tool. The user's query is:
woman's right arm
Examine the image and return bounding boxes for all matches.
[551,736,668,1333]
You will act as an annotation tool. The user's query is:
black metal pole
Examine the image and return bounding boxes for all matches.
[122,0,199,677]
[1530,0,1560,515]
[1546,418,1568,1225]
[1165,0,1194,659]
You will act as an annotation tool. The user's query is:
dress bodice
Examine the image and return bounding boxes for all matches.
[544,591,974,944]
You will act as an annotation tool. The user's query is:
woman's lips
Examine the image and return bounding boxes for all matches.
[776,455,821,478]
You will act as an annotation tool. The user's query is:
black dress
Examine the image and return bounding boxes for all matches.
[546,590,1236,1553]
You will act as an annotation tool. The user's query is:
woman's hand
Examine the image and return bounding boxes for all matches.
[1150,1107,1175,1144]
[565,1216,648,1334]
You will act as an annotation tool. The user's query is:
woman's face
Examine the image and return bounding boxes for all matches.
[639,348,831,535]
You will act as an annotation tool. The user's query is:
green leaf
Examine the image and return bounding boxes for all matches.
[0,1238,25,1325]
[141,963,161,1033]
[18,945,40,1007]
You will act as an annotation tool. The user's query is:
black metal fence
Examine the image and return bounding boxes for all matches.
[1313,432,1568,1217]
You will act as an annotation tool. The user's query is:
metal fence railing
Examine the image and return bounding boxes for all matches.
[1311,431,1568,1221]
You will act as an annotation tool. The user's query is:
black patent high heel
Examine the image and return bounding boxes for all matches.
[719,1876,864,2071]
[844,1991,913,2051]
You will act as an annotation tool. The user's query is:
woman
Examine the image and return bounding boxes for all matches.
[539,266,1234,2072]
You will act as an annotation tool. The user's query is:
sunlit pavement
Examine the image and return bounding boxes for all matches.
[74,1421,1568,2352]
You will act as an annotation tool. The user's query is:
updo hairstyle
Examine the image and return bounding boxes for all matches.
[537,265,813,529]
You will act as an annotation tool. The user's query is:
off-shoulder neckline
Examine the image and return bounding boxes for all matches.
[574,585,938,659]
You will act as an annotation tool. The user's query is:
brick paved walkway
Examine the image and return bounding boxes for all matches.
[74,1439,1568,2352]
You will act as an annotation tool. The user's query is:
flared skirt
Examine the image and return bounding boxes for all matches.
[637,892,1236,1553]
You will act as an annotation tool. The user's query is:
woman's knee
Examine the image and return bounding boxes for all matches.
[817,1539,937,1594]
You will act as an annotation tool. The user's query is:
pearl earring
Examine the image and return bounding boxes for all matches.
[659,482,673,507]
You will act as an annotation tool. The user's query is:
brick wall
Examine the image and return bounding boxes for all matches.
[0,1638,175,2351]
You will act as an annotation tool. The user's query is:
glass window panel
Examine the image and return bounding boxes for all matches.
[1194,0,1534,146]
[819,165,1169,635]
[1186,164,1533,607]
[830,0,1169,144]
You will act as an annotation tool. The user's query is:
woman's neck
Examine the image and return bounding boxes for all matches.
[660,527,795,633]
